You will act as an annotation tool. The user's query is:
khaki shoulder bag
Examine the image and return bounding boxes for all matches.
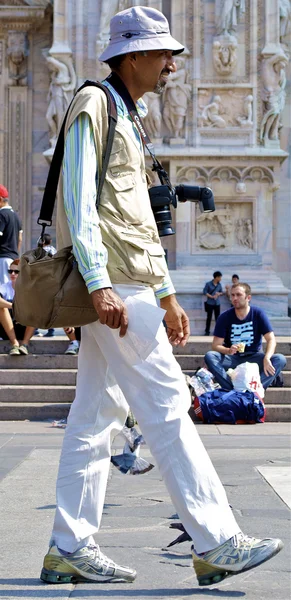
[13,80,117,329]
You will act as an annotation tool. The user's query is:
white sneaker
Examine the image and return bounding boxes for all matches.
[64,341,79,355]
[192,532,283,586]
[40,544,136,583]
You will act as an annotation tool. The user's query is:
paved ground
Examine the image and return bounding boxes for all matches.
[0,420,290,600]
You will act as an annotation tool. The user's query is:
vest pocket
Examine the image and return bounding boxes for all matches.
[105,173,149,225]
[108,136,129,168]
[115,230,167,281]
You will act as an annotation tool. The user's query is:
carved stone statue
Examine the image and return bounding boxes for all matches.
[7,31,29,86]
[236,94,253,127]
[244,219,253,248]
[199,96,227,128]
[260,51,288,144]
[162,56,191,138]
[143,92,162,139]
[235,218,253,248]
[236,219,245,246]
[280,0,291,40]
[45,54,76,148]
[215,0,246,37]
[212,40,237,75]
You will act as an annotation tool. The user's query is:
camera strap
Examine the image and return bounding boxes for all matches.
[106,72,171,186]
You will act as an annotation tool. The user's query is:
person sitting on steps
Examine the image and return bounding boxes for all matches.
[0,259,34,355]
[204,282,286,391]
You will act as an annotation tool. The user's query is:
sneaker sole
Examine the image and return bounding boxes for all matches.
[195,540,283,586]
[40,567,136,584]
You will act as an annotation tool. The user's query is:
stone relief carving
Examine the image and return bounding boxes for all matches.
[162,55,191,138]
[196,204,234,249]
[198,94,227,128]
[195,203,254,252]
[236,94,253,126]
[176,165,276,190]
[198,89,254,129]
[143,92,162,139]
[7,31,29,86]
[215,0,246,38]
[45,53,76,148]
[260,50,289,146]
[279,0,291,40]
[212,39,237,75]
[236,218,253,248]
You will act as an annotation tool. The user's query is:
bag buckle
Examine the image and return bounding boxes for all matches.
[37,219,52,244]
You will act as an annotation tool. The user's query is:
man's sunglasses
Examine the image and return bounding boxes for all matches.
[8,269,20,274]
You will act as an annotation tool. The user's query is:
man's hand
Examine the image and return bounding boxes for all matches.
[263,356,276,377]
[91,288,128,337]
[228,345,239,355]
[160,295,190,347]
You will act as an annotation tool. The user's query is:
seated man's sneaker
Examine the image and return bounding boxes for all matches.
[192,532,283,586]
[64,341,79,355]
[9,345,21,356]
[19,344,29,355]
[40,544,136,584]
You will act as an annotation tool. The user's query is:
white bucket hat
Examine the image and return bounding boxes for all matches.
[99,5,184,62]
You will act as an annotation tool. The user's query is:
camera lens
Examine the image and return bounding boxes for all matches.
[149,186,175,236]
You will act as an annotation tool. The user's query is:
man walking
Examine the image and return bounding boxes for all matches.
[41,6,283,588]
[204,282,286,390]
[0,185,22,284]
[203,271,224,335]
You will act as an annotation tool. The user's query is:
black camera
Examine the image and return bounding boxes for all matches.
[149,184,215,237]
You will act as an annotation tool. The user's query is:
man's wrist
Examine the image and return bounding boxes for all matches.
[160,293,177,307]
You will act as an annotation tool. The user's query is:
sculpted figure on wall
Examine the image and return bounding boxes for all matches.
[215,0,246,37]
[199,95,226,128]
[196,205,233,249]
[7,31,29,86]
[235,218,253,248]
[143,93,162,139]
[260,51,288,145]
[45,54,76,148]
[279,0,291,40]
[212,40,237,75]
[162,55,191,138]
[236,94,253,127]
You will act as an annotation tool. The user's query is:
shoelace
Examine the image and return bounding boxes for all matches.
[86,545,114,572]
[232,532,255,549]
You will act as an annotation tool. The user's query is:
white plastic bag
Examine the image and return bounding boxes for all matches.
[228,362,265,398]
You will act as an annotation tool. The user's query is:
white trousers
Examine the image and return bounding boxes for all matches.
[52,285,240,554]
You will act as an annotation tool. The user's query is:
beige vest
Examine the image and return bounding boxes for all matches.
[56,86,168,286]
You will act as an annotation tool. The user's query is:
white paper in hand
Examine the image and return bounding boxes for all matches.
[114,296,166,365]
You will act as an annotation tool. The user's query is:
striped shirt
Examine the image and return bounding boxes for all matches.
[62,80,175,299]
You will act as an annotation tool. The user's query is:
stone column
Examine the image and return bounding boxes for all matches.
[6,30,31,250]
[43,0,76,161]
[261,0,280,55]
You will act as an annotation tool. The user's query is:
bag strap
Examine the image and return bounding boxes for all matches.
[38,80,117,231]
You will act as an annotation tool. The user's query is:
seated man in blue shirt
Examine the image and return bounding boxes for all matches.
[204,282,286,390]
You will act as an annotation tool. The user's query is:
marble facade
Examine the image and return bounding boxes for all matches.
[0,0,290,333]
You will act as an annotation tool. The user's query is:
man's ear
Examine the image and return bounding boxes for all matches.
[128,52,138,64]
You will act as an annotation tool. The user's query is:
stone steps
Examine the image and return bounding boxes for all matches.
[0,338,289,422]
[0,369,77,386]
